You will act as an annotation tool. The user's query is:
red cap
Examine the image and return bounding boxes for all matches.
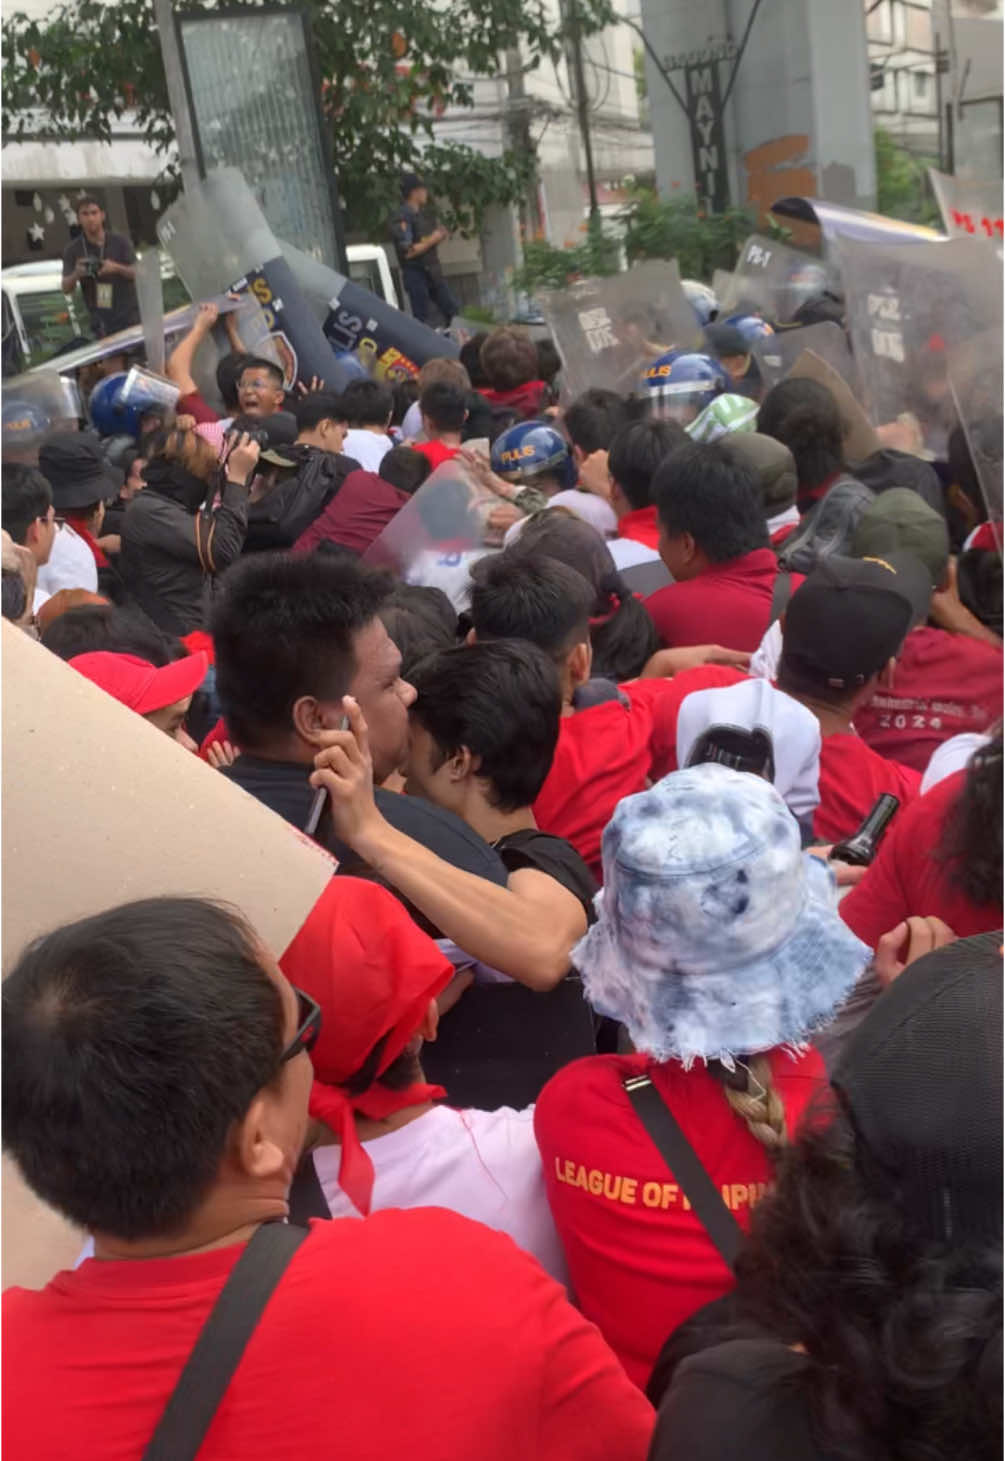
[69,651,208,716]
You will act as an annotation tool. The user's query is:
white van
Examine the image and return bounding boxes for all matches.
[2,244,400,375]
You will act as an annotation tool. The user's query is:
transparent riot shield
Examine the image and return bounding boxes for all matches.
[2,369,80,460]
[927,167,1003,249]
[948,328,1003,536]
[364,456,503,610]
[135,249,166,377]
[751,321,858,395]
[537,259,702,401]
[718,235,834,324]
[833,233,1003,458]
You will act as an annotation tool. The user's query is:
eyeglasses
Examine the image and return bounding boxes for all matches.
[240,377,275,393]
[280,985,322,1065]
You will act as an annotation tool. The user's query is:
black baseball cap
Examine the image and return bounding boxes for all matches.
[780,552,931,690]
[38,431,122,510]
[832,932,1003,1246]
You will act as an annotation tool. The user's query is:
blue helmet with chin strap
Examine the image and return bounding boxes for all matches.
[642,351,729,423]
[89,371,166,440]
[682,280,719,328]
[490,419,576,491]
[720,313,775,343]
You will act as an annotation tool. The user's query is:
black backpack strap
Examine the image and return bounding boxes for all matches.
[141,1222,309,1461]
[624,1074,742,1269]
[287,1154,331,1225]
[769,569,792,626]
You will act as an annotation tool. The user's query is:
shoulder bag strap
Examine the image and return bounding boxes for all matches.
[287,1154,331,1226]
[769,568,792,626]
[623,1073,742,1269]
[141,1222,309,1461]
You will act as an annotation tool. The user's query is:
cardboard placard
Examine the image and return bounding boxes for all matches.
[788,348,881,465]
[2,623,335,1289]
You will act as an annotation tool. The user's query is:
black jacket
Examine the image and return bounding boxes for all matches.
[243,444,361,554]
[119,483,249,634]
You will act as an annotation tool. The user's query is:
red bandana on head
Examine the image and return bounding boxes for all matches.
[279,877,454,1215]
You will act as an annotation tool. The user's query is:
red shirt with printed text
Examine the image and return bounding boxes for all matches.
[534,1050,826,1388]
[852,627,1002,773]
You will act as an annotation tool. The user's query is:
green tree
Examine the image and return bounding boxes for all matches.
[618,186,756,277]
[2,0,613,238]
[874,126,941,228]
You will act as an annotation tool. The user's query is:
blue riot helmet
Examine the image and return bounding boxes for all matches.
[88,371,166,440]
[2,398,51,446]
[642,351,729,424]
[490,419,577,491]
[720,313,775,343]
[682,280,719,328]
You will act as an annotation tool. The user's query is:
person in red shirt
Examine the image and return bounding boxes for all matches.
[294,447,431,557]
[607,418,688,551]
[774,554,931,844]
[840,734,1003,949]
[534,764,870,1389]
[2,896,654,1461]
[478,326,551,420]
[645,440,793,652]
[411,381,467,470]
[468,546,741,879]
[847,489,1003,773]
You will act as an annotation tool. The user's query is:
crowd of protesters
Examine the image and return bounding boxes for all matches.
[1,260,1002,1461]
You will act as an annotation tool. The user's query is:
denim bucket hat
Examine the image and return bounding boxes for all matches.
[574,762,869,1065]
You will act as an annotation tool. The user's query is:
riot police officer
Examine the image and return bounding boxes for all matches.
[390,174,459,328]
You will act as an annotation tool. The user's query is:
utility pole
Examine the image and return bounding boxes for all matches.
[152,0,202,193]
[565,0,599,223]
[505,47,544,239]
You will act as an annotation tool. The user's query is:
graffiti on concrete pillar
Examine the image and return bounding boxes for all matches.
[743,135,815,222]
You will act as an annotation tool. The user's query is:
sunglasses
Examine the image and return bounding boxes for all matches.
[280,985,322,1065]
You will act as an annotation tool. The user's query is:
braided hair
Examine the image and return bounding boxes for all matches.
[709,1055,788,1151]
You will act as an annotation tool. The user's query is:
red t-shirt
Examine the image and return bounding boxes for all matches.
[618,506,661,551]
[293,469,410,556]
[533,673,742,882]
[852,627,1002,773]
[175,389,221,424]
[840,769,1002,948]
[534,1049,826,1389]
[646,550,800,653]
[413,440,461,471]
[3,1212,653,1461]
[479,381,550,420]
[813,732,921,845]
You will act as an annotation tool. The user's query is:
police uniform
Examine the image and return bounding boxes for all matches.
[391,201,459,327]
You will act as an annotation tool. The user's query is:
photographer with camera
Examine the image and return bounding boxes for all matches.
[61,196,140,339]
[118,425,259,634]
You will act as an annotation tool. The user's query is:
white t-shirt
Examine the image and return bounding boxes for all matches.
[36,524,98,597]
[313,1104,568,1285]
[920,731,990,794]
[343,429,391,473]
[608,535,661,571]
[405,547,488,610]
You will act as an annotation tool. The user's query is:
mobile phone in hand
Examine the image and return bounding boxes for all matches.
[303,714,350,839]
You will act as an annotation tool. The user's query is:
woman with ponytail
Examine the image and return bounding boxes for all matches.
[508,509,659,682]
[649,933,1002,1461]
[534,763,870,1388]
[119,424,260,634]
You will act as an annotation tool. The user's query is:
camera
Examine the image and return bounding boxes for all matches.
[81,257,102,279]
